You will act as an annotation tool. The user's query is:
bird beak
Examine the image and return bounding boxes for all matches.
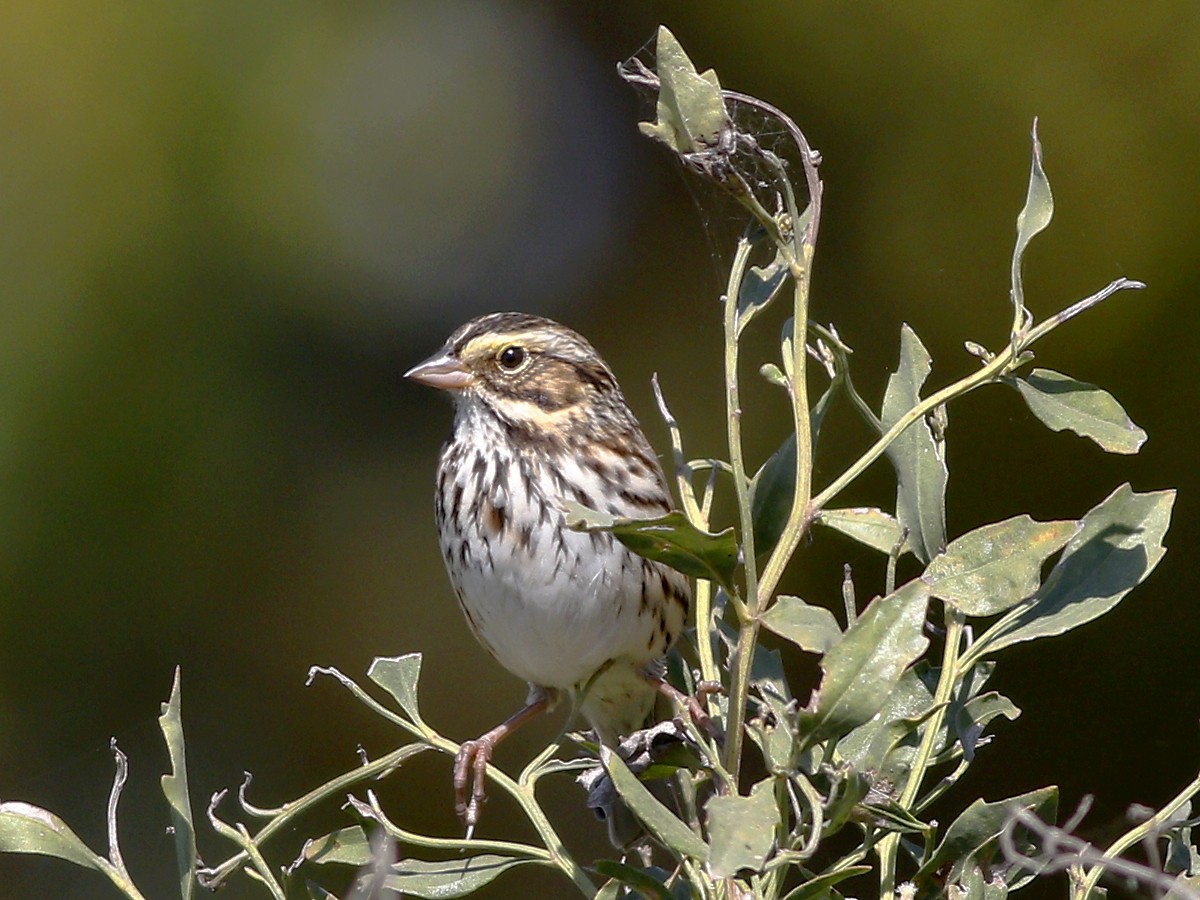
[405,347,474,390]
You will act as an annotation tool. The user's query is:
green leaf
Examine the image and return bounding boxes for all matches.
[822,766,872,836]
[563,503,738,593]
[368,654,424,724]
[836,663,937,778]
[1011,119,1054,324]
[1007,368,1147,454]
[637,26,729,155]
[602,747,709,860]
[923,515,1078,615]
[972,485,1174,657]
[303,826,373,866]
[304,880,338,900]
[780,865,872,900]
[750,432,796,557]
[0,801,108,870]
[953,864,1011,900]
[815,507,906,556]
[880,325,947,563]
[379,855,528,898]
[158,667,196,900]
[955,691,1021,761]
[592,860,675,900]
[759,595,841,654]
[799,579,930,746]
[705,778,777,877]
[915,786,1058,886]
[747,678,797,775]
[859,800,931,835]
[737,246,789,335]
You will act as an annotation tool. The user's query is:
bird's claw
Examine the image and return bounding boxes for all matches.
[453,737,494,833]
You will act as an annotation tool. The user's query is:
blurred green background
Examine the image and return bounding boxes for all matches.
[2,2,1198,897]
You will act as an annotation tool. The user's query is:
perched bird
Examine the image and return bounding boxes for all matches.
[406,312,690,837]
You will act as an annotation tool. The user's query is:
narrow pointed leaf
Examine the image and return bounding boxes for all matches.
[760,595,841,654]
[304,881,338,900]
[881,325,947,562]
[1011,120,1054,321]
[368,654,425,724]
[923,515,1078,615]
[303,826,373,866]
[564,503,738,593]
[591,861,674,900]
[706,778,777,876]
[780,865,872,900]
[638,26,729,154]
[379,855,528,898]
[974,485,1174,656]
[602,747,708,860]
[799,579,930,746]
[0,802,107,870]
[159,667,196,900]
[915,786,1057,885]
[751,432,796,557]
[816,507,906,556]
[1008,368,1147,454]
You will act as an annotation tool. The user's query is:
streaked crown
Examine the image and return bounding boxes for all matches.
[407,313,635,440]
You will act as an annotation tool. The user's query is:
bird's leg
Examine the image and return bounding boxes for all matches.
[454,687,552,836]
[647,675,726,744]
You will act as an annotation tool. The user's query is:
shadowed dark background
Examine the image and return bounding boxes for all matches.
[2,3,1197,897]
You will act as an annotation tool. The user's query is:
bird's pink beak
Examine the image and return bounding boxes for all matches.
[405,347,474,391]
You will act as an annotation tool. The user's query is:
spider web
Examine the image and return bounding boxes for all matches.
[619,36,818,290]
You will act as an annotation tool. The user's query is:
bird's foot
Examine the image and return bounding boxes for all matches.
[453,737,495,838]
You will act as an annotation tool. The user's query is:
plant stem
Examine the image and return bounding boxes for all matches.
[1074,768,1200,900]
[200,743,429,888]
[879,606,965,895]
[810,276,1143,515]
[722,232,761,782]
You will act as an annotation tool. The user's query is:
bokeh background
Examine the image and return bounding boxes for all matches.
[2,3,1198,897]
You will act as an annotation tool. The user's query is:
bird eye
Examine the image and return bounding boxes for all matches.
[497,345,527,371]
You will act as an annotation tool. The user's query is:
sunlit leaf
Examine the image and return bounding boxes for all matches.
[836,664,937,778]
[1011,120,1054,325]
[914,787,1058,887]
[880,325,947,563]
[602,747,708,860]
[799,579,930,746]
[0,802,107,871]
[564,503,738,593]
[638,26,729,155]
[1007,368,1147,454]
[954,863,1011,900]
[159,667,196,900]
[368,654,425,724]
[706,778,777,876]
[923,515,1078,615]
[760,595,841,654]
[816,507,906,556]
[379,855,528,898]
[972,485,1174,657]
[303,826,372,866]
